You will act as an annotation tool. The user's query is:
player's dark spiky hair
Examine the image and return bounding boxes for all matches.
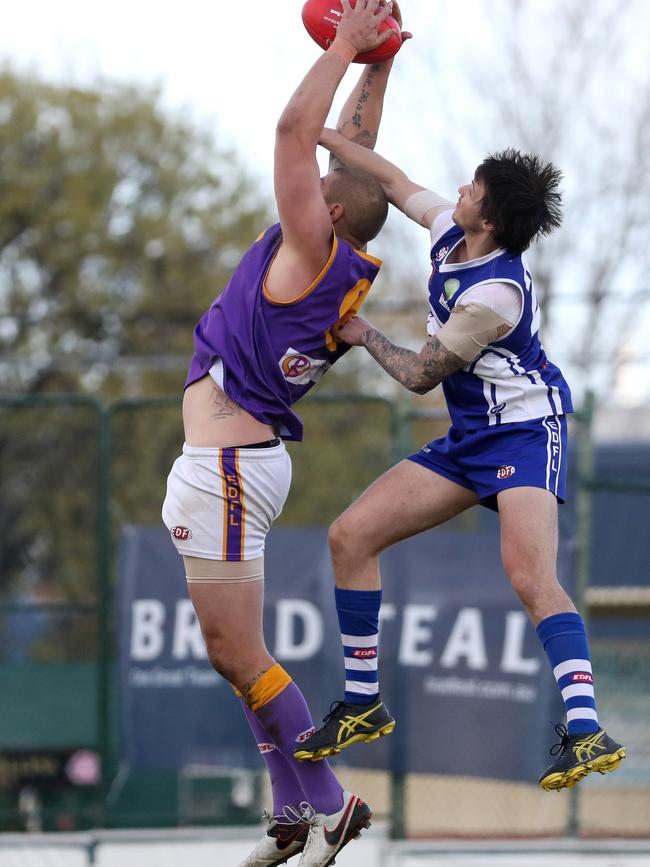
[475,149,563,254]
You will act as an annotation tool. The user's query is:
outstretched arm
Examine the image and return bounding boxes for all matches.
[344,316,467,394]
[363,330,466,394]
[271,1,392,290]
[332,1,411,159]
[331,62,392,164]
[335,302,513,392]
[320,128,453,228]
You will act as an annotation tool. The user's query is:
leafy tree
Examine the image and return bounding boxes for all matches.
[0,69,273,396]
[0,70,273,648]
[0,69,415,666]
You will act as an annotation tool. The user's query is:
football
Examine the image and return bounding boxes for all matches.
[302,0,403,64]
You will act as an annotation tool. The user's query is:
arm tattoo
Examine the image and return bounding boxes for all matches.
[331,64,384,168]
[352,66,377,133]
[420,336,467,387]
[362,329,466,394]
[334,65,382,154]
[210,381,242,419]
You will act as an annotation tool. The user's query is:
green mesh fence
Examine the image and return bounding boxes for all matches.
[0,394,648,837]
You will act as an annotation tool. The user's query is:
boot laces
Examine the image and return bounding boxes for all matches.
[261,810,284,837]
[322,700,345,723]
[285,800,323,850]
[550,722,572,757]
[282,801,316,826]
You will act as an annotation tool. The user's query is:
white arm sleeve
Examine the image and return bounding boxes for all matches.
[462,281,523,326]
[430,209,456,245]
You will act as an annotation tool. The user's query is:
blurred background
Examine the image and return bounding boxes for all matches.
[0,0,648,863]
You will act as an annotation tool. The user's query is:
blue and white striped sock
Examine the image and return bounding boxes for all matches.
[335,587,381,706]
[536,612,600,736]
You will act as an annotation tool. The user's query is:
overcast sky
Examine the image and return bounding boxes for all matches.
[0,1,451,181]
[0,1,560,187]
[1,0,649,406]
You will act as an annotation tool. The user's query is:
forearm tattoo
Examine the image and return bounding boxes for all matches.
[352,65,378,131]
[336,64,382,149]
[362,329,466,393]
[210,382,242,420]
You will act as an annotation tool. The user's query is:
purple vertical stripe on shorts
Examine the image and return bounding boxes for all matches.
[220,447,244,561]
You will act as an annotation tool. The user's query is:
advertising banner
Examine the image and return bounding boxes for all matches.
[118,525,566,782]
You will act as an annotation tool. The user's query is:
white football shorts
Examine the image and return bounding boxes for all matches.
[162,441,292,561]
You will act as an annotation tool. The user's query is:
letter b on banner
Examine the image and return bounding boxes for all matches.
[131,600,165,661]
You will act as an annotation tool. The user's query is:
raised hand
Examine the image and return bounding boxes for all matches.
[389,1,413,43]
[335,0,394,55]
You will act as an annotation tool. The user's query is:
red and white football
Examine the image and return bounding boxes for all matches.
[302,0,403,64]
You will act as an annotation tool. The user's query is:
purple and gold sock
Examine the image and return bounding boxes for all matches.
[240,698,306,819]
[250,663,344,816]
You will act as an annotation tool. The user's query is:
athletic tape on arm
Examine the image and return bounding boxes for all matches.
[404,189,451,225]
[436,302,513,363]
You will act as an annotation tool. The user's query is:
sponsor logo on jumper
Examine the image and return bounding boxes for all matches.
[282,354,312,379]
[444,278,461,299]
[490,403,506,414]
[279,348,330,386]
[225,473,242,528]
[258,742,277,754]
[171,526,193,540]
[435,246,450,263]
[497,465,516,480]
[296,727,316,744]
[352,648,377,659]
[571,672,594,683]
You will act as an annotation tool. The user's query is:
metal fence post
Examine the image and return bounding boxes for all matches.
[567,390,596,837]
[574,390,595,625]
[387,401,411,841]
[97,403,113,827]
[389,399,413,467]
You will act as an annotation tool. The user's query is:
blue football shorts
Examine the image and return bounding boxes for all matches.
[408,415,568,512]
